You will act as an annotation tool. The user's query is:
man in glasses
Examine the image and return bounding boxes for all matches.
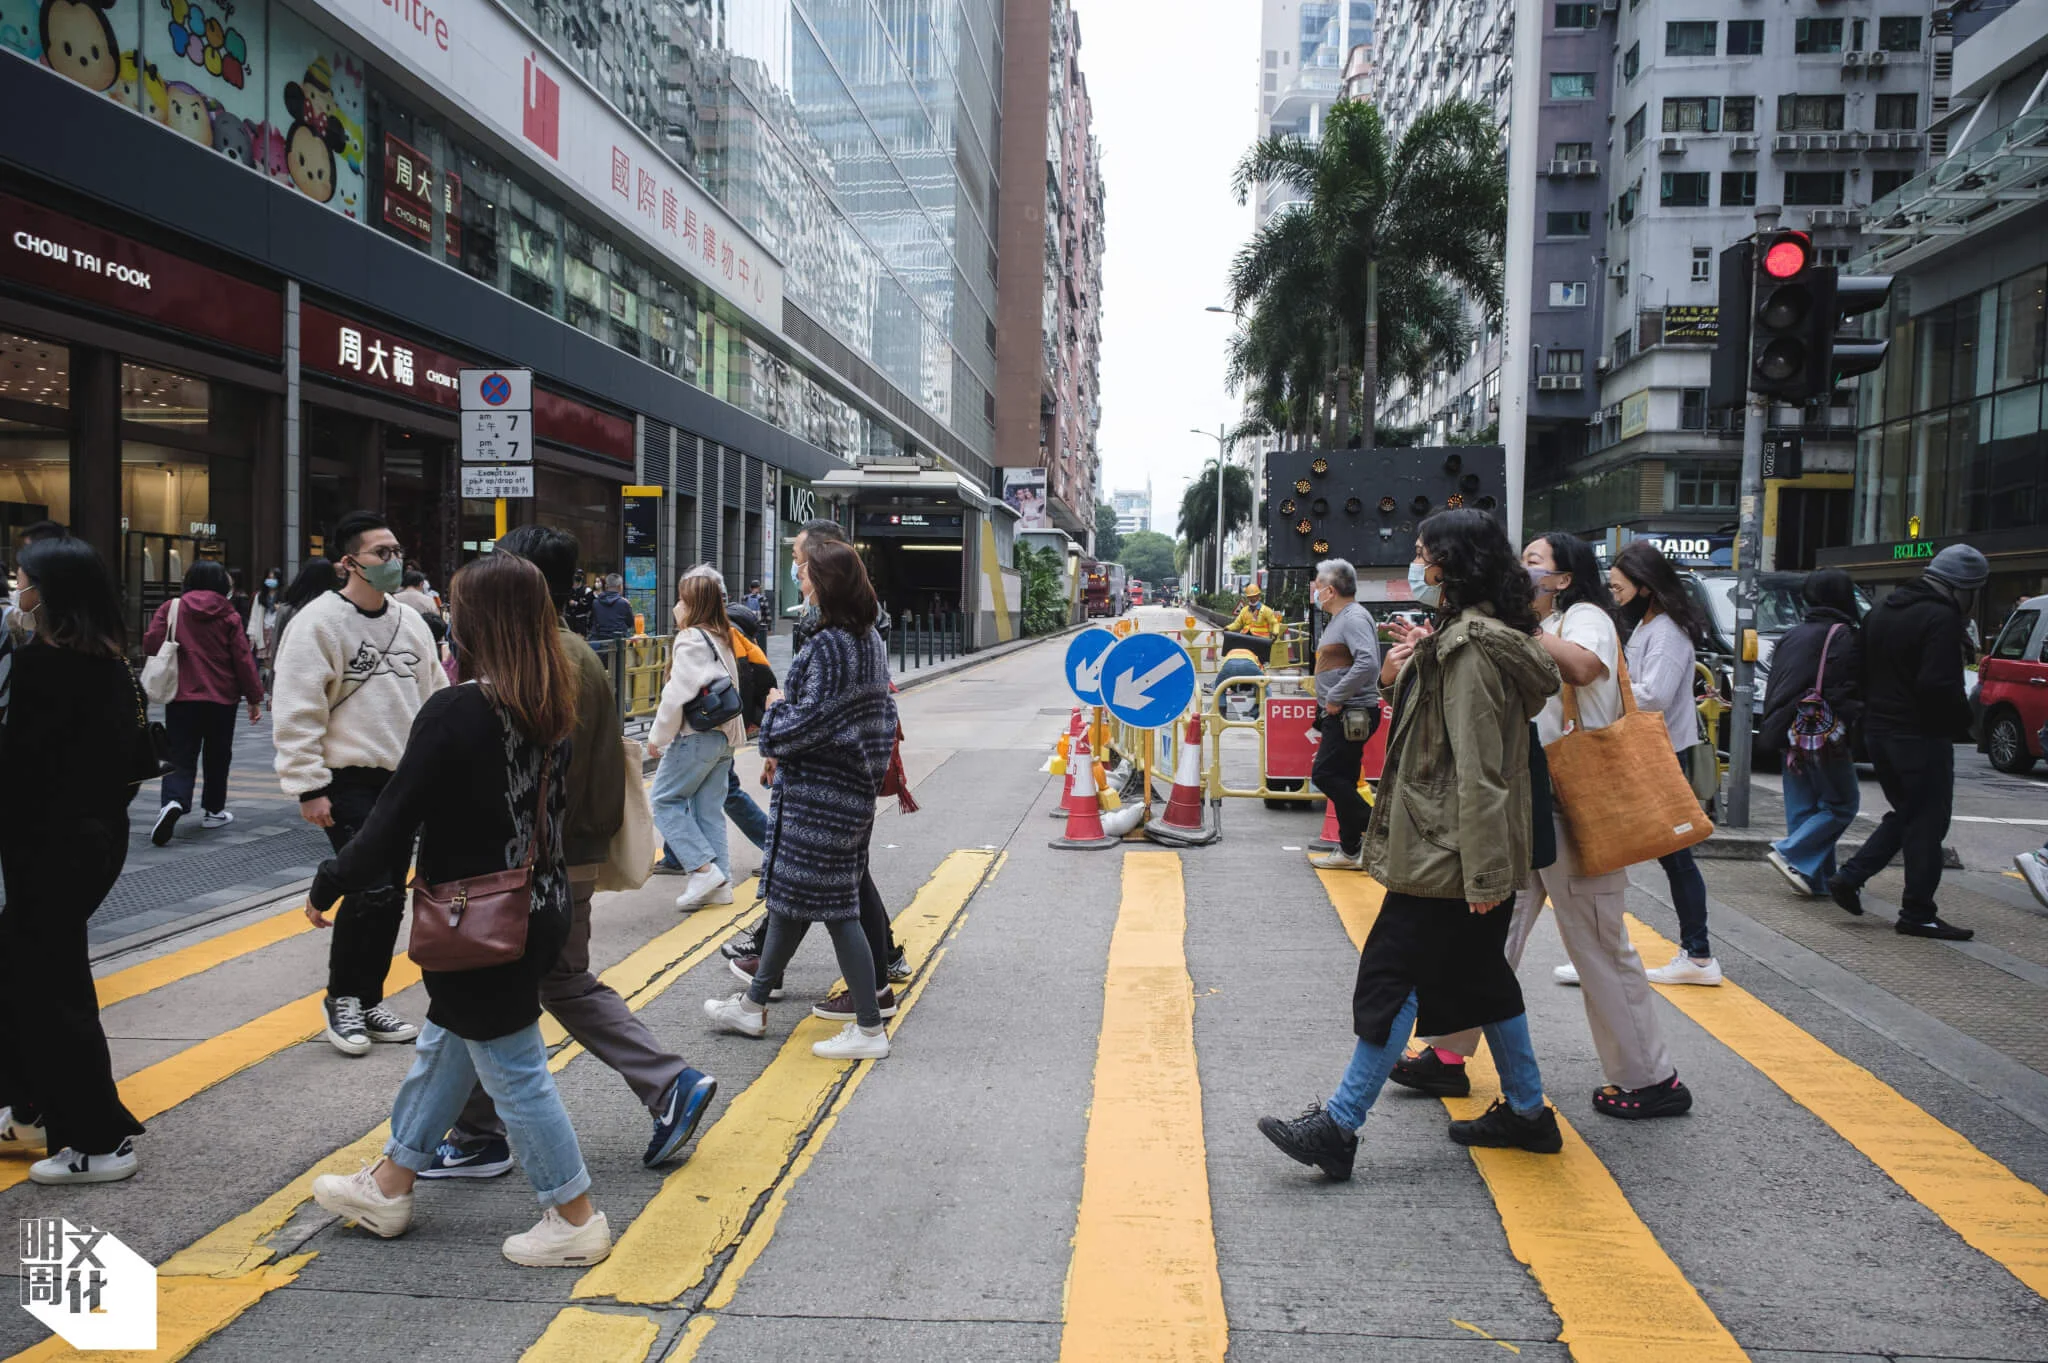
[273,510,448,1056]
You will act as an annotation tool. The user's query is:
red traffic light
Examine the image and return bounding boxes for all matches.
[1762,234,1811,279]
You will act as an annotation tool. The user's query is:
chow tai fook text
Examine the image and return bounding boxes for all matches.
[12,232,154,290]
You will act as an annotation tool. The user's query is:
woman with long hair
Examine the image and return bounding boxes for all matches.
[249,566,280,690]
[0,536,149,1183]
[1258,510,1566,1179]
[705,539,900,1060]
[648,570,747,910]
[143,559,266,845]
[271,556,337,659]
[1757,568,1864,897]
[1605,540,1719,985]
[309,552,612,1268]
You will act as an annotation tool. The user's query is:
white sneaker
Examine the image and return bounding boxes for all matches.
[312,1163,413,1238]
[2016,850,2048,911]
[704,883,735,905]
[201,809,235,829]
[0,1106,46,1152]
[1309,848,1364,871]
[502,1207,611,1267]
[703,992,768,1038]
[29,1139,136,1186]
[812,1021,890,1060]
[1647,955,1724,987]
[1553,962,1580,986]
[1767,849,1816,897]
[676,866,731,911]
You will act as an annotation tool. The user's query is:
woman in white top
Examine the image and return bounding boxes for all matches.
[1407,534,1693,1122]
[1608,540,1720,986]
[648,572,747,912]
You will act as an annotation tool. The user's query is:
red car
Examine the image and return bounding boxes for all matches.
[1979,593,2048,773]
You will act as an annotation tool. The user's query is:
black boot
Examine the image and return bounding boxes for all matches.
[1256,1103,1357,1181]
[1448,1099,1563,1154]
[1828,879,1865,916]
[1389,1049,1472,1098]
[1896,915,1973,941]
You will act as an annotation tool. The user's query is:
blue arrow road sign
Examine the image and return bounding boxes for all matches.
[1064,627,1119,706]
[1101,632,1197,730]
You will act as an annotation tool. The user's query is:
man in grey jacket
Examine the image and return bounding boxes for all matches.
[1308,558,1384,871]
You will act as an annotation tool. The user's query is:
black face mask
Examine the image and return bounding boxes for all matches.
[1619,595,1650,626]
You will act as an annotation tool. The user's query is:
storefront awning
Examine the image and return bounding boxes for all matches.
[814,464,995,512]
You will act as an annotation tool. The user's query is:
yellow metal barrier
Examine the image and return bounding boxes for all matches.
[621,635,672,719]
[1208,674,1321,803]
[1694,659,1730,794]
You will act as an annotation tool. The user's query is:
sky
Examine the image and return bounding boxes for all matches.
[1074,0,1259,542]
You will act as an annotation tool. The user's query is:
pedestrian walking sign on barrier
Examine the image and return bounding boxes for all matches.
[1101,631,1196,730]
[1065,627,1119,707]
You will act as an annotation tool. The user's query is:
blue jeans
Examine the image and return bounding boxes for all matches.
[1774,746,1860,890]
[385,1021,589,1207]
[653,731,732,881]
[725,765,768,849]
[1326,992,1546,1130]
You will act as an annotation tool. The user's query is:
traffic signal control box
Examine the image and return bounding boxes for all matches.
[1265,446,1508,570]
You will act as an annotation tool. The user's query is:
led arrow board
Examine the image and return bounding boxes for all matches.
[1100,632,1197,730]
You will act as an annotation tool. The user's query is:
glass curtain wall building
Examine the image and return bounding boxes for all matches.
[498,0,1004,480]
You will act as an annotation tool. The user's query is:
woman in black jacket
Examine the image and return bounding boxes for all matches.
[0,536,148,1184]
[1759,569,1864,897]
[308,552,612,1269]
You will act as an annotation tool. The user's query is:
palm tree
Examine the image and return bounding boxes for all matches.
[1177,460,1255,592]
[1230,98,1505,446]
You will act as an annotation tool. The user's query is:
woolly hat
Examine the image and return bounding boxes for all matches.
[1924,544,1989,590]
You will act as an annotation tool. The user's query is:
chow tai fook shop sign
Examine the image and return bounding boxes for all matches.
[301,305,631,462]
[315,0,782,333]
[0,194,282,357]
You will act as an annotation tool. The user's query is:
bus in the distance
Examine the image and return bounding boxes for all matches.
[1128,579,1147,608]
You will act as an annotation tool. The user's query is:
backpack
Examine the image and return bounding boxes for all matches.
[1787,623,1846,758]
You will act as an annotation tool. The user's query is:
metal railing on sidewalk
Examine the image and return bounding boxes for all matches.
[894,612,967,673]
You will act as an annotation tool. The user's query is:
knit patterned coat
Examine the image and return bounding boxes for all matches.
[758,626,898,921]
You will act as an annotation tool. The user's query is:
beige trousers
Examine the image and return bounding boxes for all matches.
[1429,813,1676,1092]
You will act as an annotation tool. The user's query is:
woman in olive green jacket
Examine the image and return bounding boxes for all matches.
[1258,510,1565,1180]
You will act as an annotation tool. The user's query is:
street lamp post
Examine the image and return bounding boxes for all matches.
[1191,424,1229,594]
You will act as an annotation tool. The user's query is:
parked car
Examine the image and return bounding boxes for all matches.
[1687,570,1872,757]
[1978,595,2048,773]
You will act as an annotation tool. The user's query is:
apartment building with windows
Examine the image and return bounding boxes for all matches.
[1258,1,1379,225]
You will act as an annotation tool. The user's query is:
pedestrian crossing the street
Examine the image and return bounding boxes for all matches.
[3,685,2046,1361]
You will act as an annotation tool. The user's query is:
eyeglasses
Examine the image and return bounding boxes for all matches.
[354,544,405,564]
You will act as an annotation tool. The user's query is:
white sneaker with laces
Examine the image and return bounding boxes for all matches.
[1553,962,1580,986]
[503,1207,611,1267]
[812,1022,890,1060]
[2016,850,2048,911]
[362,1004,420,1043]
[1767,849,1816,897]
[0,1106,46,1152]
[703,993,768,1038]
[676,866,730,911]
[29,1139,137,1186]
[704,882,736,905]
[1646,955,1724,987]
[1309,848,1364,871]
[312,1164,414,1237]
[201,809,235,830]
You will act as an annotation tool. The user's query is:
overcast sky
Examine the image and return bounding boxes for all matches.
[1075,0,1258,541]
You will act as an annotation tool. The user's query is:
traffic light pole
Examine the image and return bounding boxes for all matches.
[1724,205,1779,831]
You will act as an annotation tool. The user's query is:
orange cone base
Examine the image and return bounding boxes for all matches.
[1145,809,1218,847]
[1308,797,1341,851]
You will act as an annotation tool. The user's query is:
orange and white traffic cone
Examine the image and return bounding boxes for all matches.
[1146,714,1218,847]
[1050,707,1084,818]
[1308,796,1343,851]
[1050,732,1121,850]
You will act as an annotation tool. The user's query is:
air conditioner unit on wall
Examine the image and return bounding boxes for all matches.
[1730,134,1759,153]
[1870,50,1889,67]
[1547,159,1573,176]
[1660,136,1686,155]
[1557,374,1584,390]
[1607,263,1629,280]
[1577,158,1603,176]
[1842,50,1865,67]
[1596,356,1613,372]
[1538,374,1562,390]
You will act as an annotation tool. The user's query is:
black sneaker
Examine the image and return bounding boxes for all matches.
[1896,916,1973,941]
[1592,1073,1693,1120]
[1448,1099,1563,1154]
[1389,1049,1471,1098]
[415,1135,514,1180]
[886,946,911,984]
[1829,879,1865,916]
[1256,1103,1357,1181]
[720,920,766,962]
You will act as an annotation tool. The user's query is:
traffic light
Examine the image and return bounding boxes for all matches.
[1750,229,1822,401]
[1824,273,1893,382]
[1708,241,1752,411]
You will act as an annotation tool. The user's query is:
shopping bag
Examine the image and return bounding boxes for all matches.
[596,736,658,893]
[1543,654,1712,876]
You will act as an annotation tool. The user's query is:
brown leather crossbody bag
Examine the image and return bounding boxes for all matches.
[407,762,550,972]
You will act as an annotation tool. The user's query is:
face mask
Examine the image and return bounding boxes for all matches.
[263,577,278,589]
[351,556,405,595]
[1619,595,1649,626]
[789,560,802,587]
[1528,564,1556,595]
[1408,562,1443,609]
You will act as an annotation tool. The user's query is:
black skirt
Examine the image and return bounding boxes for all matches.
[1351,890,1527,1044]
